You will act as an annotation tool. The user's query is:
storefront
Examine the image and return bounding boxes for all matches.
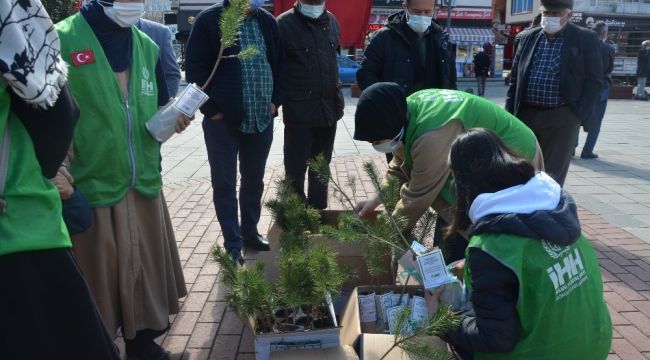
[571,13,650,80]
[437,9,496,78]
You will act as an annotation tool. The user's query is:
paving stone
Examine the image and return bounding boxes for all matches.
[600,259,629,274]
[199,301,227,323]
[188,322,220,349]
[239,328,255,353]
[621,312,650,336]
[209,282,228,301]
[616,273,650,291]
[605,292,637,312]
[608,305,631,325]
[192,275,218,293]
[183,267,201,285]
[615,326,650,352]
[182,349,211,360]
[631,300,650,317]
[611,338,647,360]
[219,311,245,335]
[163,335,190,359]
[236,354,256,360]
[182,292,210,312]
[208,335,240,360]
[169,312,201,336]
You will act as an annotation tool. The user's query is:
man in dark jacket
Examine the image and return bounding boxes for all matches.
[636,40,650,100]
[472,47,490,96]
[506,0,603,186]
[277,1,344,210]
[356,0,457,96]
[577,22,615,159]
[185,0,284,263]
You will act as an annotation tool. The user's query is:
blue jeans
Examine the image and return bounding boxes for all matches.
[202,118,273,251]
[581,88,608,155]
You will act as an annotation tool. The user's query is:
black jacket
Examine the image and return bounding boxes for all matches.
[444,191,582,353]
[10,85,79,178]
[506,24,603,131]
[185,1,284,123]
[473,52,490,77]
[277,6,344,127]
[356,11,456,96]
[637,47,650,77]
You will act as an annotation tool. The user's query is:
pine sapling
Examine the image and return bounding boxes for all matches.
[381,306,460,360]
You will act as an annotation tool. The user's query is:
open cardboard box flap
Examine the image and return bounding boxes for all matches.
[270,345,359,360]
[361,334,448,360]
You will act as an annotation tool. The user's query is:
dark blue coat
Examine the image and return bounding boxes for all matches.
[185,1,284,122]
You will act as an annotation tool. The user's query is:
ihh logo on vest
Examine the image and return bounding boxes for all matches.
[141,67,154,97]
[546,248,588,301]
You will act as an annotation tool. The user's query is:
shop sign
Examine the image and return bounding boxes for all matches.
[571,13,626,28]
[370,7,401,15]
[436,8,493,20]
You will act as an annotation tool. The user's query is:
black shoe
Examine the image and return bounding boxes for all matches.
[229,248,244,266]
[243,233,270,251]
[581,152,599,159]
[125,338,170,360]
[572,149,575,157]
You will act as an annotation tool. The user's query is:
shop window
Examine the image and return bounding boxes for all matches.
[512,0,533,14]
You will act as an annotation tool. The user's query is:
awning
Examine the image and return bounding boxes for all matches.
[448,27,495,45]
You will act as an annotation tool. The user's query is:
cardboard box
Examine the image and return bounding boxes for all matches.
[238,210,414,360]
[252,325,342,360]
[242,251,344,360]
[270,345,359,360]
[266,210,395,287]
[340,285,451,360]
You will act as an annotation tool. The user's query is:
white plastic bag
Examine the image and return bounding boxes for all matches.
[145,83,208,142]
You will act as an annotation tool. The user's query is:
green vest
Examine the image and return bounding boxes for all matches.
[403,89,538,204]
[56,14,161,207]
[466,234,612,360]
[0,87,70,256]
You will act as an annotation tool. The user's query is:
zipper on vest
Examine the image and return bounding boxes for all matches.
[124,93,137,188]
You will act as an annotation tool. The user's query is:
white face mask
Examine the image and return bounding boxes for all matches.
[406,12,432,34]
[299,2,325,19]
[373,127,404,153]
[541,16,562,34]
[102,1,145,28]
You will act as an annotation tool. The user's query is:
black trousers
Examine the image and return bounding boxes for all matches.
[0,249,119,360]
[283,124,337,210]
[517,105,581,187]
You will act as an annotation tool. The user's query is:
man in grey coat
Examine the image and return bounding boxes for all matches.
[137,18,182,98]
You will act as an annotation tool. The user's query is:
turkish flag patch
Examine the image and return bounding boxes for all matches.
[71,50,96,66]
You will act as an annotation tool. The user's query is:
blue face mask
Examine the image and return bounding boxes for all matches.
[249,0,265,9]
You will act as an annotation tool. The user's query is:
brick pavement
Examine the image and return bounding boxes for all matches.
[155,153,650,360]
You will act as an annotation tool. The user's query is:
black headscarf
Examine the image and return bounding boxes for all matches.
[81,0,133,72]
[354,82,408,142]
